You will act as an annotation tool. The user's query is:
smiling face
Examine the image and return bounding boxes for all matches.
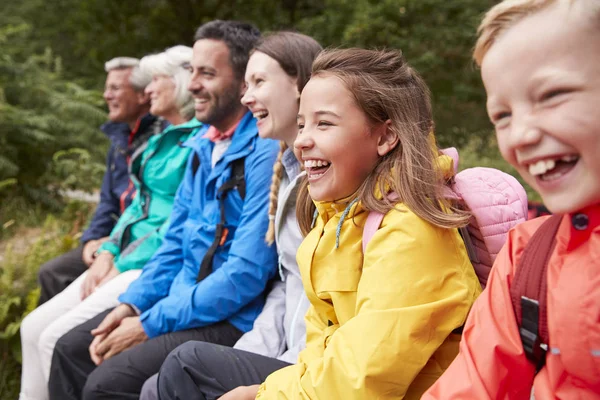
[188,39,245,131]
[481,3,600,214]
[103,68,147,124]
[145,75,178,119]
[241,51,300,146]
[295,74,383,202]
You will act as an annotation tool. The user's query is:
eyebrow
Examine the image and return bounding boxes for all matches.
[315,110,341,119]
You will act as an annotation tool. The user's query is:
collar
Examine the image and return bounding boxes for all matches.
[203,119,241,143]
[281,147,301,182]
[567,203,600,251]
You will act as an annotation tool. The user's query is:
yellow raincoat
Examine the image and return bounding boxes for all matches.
[256,158,481,399]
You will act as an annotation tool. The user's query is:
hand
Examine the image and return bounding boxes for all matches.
[219,385,260,400]
[94,316,148,361]
[82,237,109,266]
[97,266,120,287]
[81,252,114,300]
[89,304,136,365]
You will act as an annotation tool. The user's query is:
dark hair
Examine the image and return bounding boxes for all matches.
[254,31,322,93]
[194,20,261,80]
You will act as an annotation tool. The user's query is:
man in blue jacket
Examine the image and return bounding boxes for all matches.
[37,57,157,305]
[49,21,279,400]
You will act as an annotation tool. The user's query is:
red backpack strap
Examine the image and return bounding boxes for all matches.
[510,214,563,371]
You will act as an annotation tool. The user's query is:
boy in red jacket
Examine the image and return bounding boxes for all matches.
[423,0,600,398]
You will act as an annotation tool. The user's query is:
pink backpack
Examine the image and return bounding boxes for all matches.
[362,148,528,287]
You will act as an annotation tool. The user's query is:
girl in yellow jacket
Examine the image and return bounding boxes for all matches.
[250,48,482,400]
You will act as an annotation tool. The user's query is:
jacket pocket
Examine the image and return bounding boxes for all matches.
[316,266,361,294]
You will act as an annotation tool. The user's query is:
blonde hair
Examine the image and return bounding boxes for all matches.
[474,0,599,65]
[255,32,323,245]
[296,48,470,236]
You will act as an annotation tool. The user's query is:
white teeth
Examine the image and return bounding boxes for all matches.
[253,111,268,120]
[304,160,330,169]
[527,155,579,177]
[529,159,554,176]
[561,155,578,162]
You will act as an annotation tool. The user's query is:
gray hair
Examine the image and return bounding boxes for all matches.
[104,57,139,72]
[104,56,150,92]
[139,46,194,119]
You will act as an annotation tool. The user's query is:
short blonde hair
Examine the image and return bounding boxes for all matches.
[474,0,598,66]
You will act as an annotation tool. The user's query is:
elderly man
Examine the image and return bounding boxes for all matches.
[37,57,157,305]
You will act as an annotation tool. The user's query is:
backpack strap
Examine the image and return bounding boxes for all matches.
[510,214,562,371]
[191,152,200,177]
[196,157,246,283]
[362,211,385,253]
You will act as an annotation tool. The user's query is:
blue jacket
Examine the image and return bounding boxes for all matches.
[81,113,159,243]
[119,112,280,338]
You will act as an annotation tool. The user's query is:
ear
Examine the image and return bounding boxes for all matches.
[291,77,301,102]
[136,91,150,106]
[376,119,398,157]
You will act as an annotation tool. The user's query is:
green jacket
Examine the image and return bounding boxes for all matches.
[98,118,202,273]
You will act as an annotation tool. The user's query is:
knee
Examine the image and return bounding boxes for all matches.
[53,326,84,363]
[37,259,58,285]
[162,341,201,373]
[20,310,44,346]
[140,374,159,400]
[82,366,113,400]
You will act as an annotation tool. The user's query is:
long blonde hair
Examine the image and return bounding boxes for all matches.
[296,48,470,236]
[254,32,322,245]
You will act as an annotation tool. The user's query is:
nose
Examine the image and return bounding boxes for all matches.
[294,127,314,154]
[240,86,254,107]
[188,71,203,94]
[145,82,154,96]
[103,89,112,101]
[509,111,543,150]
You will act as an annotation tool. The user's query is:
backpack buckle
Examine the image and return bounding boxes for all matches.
[520,296,547,369]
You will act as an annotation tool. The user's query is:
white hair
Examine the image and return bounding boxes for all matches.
[104,56,150,92]
[104,57,139,72]
[138,46,194,119]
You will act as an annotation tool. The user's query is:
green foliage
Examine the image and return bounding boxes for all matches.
[0,201,94,399]
[0,24,108,209]
[49,148,106,193]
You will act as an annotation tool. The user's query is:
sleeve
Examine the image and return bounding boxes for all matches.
[81,146,121,243]
[422,229,537,400]
[117,154,194,313]
[234,279,287,358]
[139,142,279,338]
[257,213,480,399]
[112,216,171,273]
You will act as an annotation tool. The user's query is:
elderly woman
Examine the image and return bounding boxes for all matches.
[19,45,202,400]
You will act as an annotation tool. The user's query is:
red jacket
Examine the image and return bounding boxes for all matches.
[423,206,600,399]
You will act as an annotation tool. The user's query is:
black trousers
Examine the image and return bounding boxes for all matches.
[156,341,291,400]
[38,244,87,305]
[49,309,243,400]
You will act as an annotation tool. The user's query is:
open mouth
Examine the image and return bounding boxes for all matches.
[304,159,331,180]
[528,154,579,182]
[253,110,269,121]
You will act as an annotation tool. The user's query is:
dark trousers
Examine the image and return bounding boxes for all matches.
[49,309,243,400]
[156,341,291,400]
[38,244,87,305]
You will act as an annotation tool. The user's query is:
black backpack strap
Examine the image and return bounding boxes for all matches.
[196,157,246,283]
[191,153,200,177]
[510,214,562,372]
